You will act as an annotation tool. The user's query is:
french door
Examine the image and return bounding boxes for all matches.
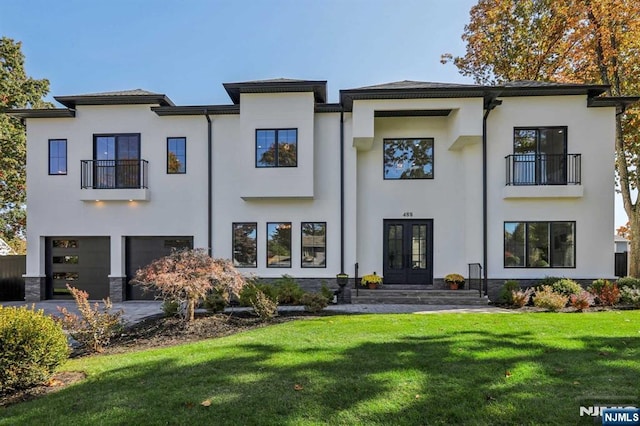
[383,219,433,285]
[93,134,141,188]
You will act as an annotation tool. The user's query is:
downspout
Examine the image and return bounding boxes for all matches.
[340,110,345,274]
[205,112,213,257]
[482,95,501,296]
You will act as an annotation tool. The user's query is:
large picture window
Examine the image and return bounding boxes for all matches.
[167,137,186,174]
[301,222,326,268]
[49,139,67,175]
[504,221,575,268]
[267,222,292,268]
[232,223,257,268]
[256,129,297,167]
[383,138,434,179]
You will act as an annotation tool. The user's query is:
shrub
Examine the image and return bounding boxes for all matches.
[275,275,304,305]
[511,287,533,308]
[551,278,583,297]
[251,289,278,321]
[620,287,640,307]
[588,280,621,306]
[498,280,520,304]
[533,286,568,312]
[301,293,329,313]
[161,300,181,317]
[0,305,69,394]
[239,283,278,307]
[569,290,594,312]
[132,249,247,321]
[537,276,563,287]
[56,285,124,353]
[203,290,227,314]
[320,282,334,303]
[616,276,640,289]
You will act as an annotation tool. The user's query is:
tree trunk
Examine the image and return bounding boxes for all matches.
[187,298,196,322]
[630,212,640,277]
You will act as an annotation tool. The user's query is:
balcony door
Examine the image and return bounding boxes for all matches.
[383,219,433,285]
[513,127,567,185]
[94,134,141,188]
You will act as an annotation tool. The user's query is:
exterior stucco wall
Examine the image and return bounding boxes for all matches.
[486,95,616,280]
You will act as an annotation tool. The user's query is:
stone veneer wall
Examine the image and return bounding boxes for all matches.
[24,276,45,302]
[109,277,126,302]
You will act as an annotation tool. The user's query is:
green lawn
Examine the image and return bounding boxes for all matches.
[2,311,639,425]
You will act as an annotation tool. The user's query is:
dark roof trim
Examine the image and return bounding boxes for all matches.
[223,80,327,104]
[587,96,640,108]
[151,105,240,116]
[5,108,76,118]
[374,109,451,117]
[54,93,174,108]
[315,103,342,113]
[340,83,610,111]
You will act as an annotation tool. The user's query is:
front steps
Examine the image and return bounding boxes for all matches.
[351,286,489,305]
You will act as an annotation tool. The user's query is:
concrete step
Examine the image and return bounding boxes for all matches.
[351,289,488,305]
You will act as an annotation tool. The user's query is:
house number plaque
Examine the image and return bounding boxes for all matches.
[402,212,413,217]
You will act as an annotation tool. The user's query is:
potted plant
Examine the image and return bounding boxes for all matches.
[336,273,349,288]
[361,272,383,289]
[444,273,465,290]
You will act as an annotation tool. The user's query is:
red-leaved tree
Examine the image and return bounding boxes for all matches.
[131,249,247,322]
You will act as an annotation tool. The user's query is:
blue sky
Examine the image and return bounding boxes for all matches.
[1,0,627,229]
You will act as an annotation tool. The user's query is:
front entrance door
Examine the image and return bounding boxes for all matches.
[383,219,433,285]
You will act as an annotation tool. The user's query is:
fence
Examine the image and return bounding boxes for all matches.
[0,255,26,301]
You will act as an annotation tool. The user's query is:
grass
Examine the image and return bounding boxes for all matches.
[2,311,639,425]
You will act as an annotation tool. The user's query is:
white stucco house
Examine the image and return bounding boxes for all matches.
[8,78,638,302]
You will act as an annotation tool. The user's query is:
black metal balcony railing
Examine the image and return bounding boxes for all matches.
[505,154,581,186]
[81,159,148,189]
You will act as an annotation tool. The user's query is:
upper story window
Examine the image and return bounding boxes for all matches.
[48,139,67,175]
[504,221,575,268]
[91,134,142,189]
[167,137,186,174]
[256,129,297,167]
[383,138,434,180]
[507,127,580,185]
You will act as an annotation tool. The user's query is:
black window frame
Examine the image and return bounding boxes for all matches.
[301,222,327,268]
[503,221,576,269]
[266,222,292,268]
[255,128,298,168]
[166,137,187,174]
[512,126,568,185]
[48,139,68,175]
[383,138,435,180]
[232,222,258,268]
[92,133,142,189]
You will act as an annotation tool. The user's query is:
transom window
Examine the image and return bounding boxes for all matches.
[383,138,434,179]
[167,137,186,174]
[49,139,67,175]
[267,222,292,268]
[233,223,257,268]
[504,221,575,268]
[301,222,326,268]
[256,129,297,167]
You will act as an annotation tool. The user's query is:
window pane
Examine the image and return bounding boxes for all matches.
[49,140,67,175]
[256,130,276,167]
[504,222,525,267]
[527,222,550,267]
[167,137,186,173]
[411,224,427,269]
[551,222,575,267]
[278,129,297,167]
[302,222,326,268]
[383,139,433,179]
[267,222,291,267]
[233,223,257,268]
[53,255,79,264]
[387,224,404,269]
[52,239,78,248]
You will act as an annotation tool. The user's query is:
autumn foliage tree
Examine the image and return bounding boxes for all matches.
[131,249,247,322]
[444,0,640,275]
[0,37,52,252]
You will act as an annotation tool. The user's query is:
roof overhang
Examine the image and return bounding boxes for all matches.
[151,105,239,116]
[340,88,486,111]
[374,109,451,117]
[5,108,76,119]
[223,80,327,104]
[587,96,640,109]
[54,93,174,108]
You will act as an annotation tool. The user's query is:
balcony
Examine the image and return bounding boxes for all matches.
[80,159,149,201]
[503,154,583,199]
